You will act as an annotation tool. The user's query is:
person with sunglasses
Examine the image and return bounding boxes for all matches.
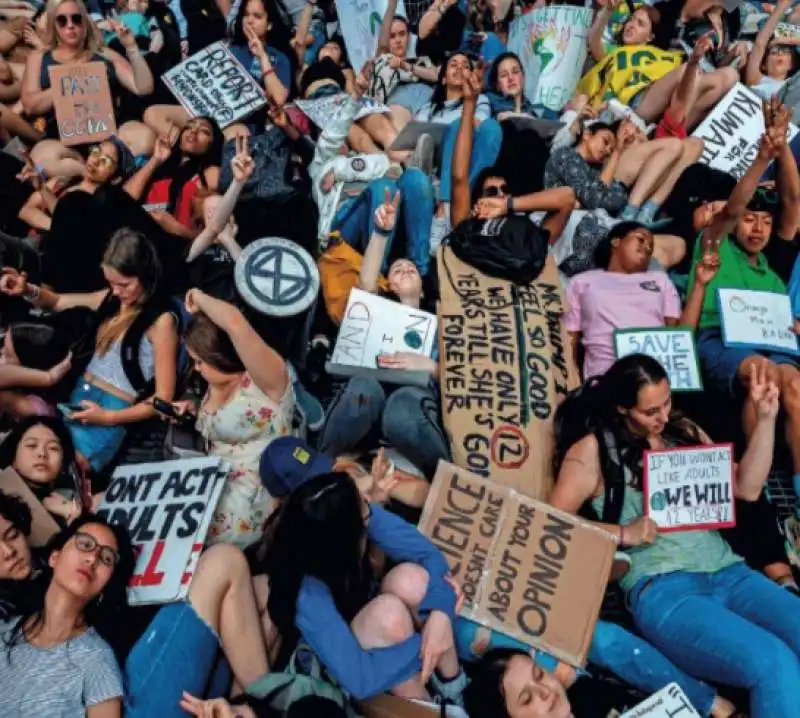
[746,0,800,101]
[0,514,134,718]
[20,0,154,180]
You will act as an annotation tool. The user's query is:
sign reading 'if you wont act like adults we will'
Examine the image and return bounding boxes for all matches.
[418,461,617,667]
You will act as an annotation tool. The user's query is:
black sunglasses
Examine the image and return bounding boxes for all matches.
[482,185,508,198]
[55,13,83,27]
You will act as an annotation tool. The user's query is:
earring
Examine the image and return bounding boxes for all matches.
[96,593,104,606]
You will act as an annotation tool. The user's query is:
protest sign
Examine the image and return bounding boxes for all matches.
[614,328,702,392]
[437,246,580,499]
[718,288,799,354]
[775,22,800,41]
[295,95,390,129]
[163,41,266,129]
[644,445,735,533]
[49,61,116,146]
[507,4,592,113]
[693,83,799,179]
[0,468,59,547]
[363,695,467,718]
[622,683,700,717]
[419,461,616,667]
[327,288,437,387]
[336,0,409,73]
[96,457,226,605]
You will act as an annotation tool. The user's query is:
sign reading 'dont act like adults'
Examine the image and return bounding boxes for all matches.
[97,457,226,606]
[644,445,735,533]
[614,328,702,391]
[49,61,116,147]
[418,461,616,667]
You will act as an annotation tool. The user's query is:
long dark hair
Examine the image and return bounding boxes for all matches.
[261,473,372,647]
[463,648,525,717]
[486,51,523,94]
[2,515,135,663]
[183,312,246,374]
[429,52,472,118]
[0,490,38,621]
[160,117,224,215]
[553,354,702,491]
[0,415,77,499]
[229,0,295,71]
[6,322,70,372]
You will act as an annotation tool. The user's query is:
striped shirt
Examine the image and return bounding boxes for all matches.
[0,619,123,717]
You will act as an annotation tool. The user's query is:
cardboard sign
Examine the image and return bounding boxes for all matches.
[418,461,617,667]
[622,683,700,717]
[614,328,702,392]
[644,445,735,533]
[437,246,580,499]
[295,95,390,128]
[693,83,799,179]
[507,5,592,113]
[0,468,60,547]
[49,61,116,147]
[363,696,467,718]
[718,288,799,354]
[327,288,437,387]
[335,0,409,72]
[96,458,226,605]
[163,41,267,129]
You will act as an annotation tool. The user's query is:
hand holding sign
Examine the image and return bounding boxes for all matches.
[749,361,780,420]
[621,516,658,546]
[374,188,401,232]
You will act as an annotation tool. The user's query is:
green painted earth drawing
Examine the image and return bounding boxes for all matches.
[533,36,554,74]
[404,330,423,349]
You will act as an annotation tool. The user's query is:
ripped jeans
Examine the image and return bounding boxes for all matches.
[317,376,450,478]
[453,618,717,716]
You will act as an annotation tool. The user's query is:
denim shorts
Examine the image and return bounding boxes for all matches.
[125,601,230,717]
[67,380,131,471]
[696,327,799,395]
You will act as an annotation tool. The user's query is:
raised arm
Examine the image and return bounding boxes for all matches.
[669,36,710,125]
[124,125,178,200]
[20,50,53,116]
[184,289,290,402]
[244,25,288,104]
[0,268,106,312]
[588,0,617,62]
[450,65,482,226]
[774,103,800,240]
[103,23,155,96]
[746,0,791,87]
[376,0,400,55]
[359,188,400,293]
[418,0,457,39]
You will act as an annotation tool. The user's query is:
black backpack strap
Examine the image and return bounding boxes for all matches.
[596,427,626,525]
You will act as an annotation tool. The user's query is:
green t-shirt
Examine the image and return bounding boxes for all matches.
[688,233,787,330]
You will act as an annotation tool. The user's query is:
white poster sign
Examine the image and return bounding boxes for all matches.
[295,95,390,128]
[614,329,702,391]
[775,22,800,41]
[336,0,409,73]
[97,457,226,605]
[507,5,592,113]
[643,445,736,533]
[622,683,700,717]
[693,83,799,179]
[718,288,799,354]
[162,41,267,128]
[327,288,436,386]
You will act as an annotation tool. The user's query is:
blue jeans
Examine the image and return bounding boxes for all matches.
[438,118,502,203]
[67,380,131,471]
[453,618,716,715]
[330,169,435,276]
[125,601,231,717]
[318,376,450,477]
[629,562,800,718]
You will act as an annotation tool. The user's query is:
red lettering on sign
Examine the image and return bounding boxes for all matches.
[129,540,167,587]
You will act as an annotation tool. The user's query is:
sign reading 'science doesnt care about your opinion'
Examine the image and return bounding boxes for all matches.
[419,461,616,667]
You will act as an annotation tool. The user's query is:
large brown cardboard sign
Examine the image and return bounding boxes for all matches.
[49,61,116,146]
[0,468,59,547]
[437,246,580,499]
[419,462,616,667]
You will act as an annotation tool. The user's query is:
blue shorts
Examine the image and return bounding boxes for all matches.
[696,327,799,395]
[125,601,230,717]
[67,380,131,471]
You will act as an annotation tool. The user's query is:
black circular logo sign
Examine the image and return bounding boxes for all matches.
[235,238,320,317]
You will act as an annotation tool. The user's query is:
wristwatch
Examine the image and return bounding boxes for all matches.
[506,194,514,214]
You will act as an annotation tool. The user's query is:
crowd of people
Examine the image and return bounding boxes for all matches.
[0,0,799,715]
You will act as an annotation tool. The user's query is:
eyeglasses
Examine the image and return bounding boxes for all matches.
[74,531,119,567]
[55,12,83,27]
[88,145,116,168]
[482,184,508,198]
[769,45,794,55]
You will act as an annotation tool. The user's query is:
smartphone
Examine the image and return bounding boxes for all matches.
[57,403,82,417]
[153,398,195,426]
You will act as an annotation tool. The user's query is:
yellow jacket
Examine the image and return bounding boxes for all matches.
[577,44,685,108]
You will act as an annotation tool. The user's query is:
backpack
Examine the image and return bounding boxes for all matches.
[444,215,549,286]
[246,644,362,718]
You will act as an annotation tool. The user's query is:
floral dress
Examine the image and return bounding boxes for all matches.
[197,373,295,549]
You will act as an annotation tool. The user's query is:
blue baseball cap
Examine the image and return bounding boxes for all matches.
[259,436,335,498]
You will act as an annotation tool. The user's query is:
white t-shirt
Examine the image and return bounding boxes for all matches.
[751,75,786,100]
[0,620,123,717]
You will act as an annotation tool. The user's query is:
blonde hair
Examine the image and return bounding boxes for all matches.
[43,0,104,54]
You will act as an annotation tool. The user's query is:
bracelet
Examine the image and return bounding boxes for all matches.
[23,284,41,303]
[373,225,392,237]
[263,66,275,78]
[506,194,514,214]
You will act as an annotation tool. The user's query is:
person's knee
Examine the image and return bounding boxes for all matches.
[381,563,430,608]
[361,594,415,645]
[738,356,780,388]
[383,387,425,439]
[118,120,155,156]
[715,67,738,94]
[344,376,386,417]
[196,543,249,582]
[683,137,704,160]
[660,137,683,158]
[780,369,800,415]
[589,621,638,664]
